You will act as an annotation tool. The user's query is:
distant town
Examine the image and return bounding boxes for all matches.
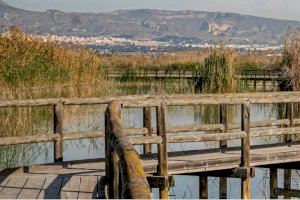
[39,34,283,53]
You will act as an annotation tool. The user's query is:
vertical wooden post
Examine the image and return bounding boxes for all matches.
[53,102,64,163]
[285,102,294,143]
[241,101,251,199]
[272,80,276,91]
[219,105,228,199]
[105,109,113,198]
[200,176,208,199]
[143,107,152,154]
[284,169,292,199]
[263,80,266,91]
[220,105,228,152]
[156,102,169,199]
[253,80,257,90]
[270,168,278,199]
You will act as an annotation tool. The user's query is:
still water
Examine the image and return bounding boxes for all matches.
[4,103,300,199]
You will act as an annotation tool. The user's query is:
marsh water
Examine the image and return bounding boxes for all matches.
[1,102,300,199]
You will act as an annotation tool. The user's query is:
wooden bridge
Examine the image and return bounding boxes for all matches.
[1,92,300,199]
[105,68,284,91]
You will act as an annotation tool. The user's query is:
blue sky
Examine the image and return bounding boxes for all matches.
[5,0,300,21]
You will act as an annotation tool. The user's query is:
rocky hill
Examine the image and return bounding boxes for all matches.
[0,1,299,44]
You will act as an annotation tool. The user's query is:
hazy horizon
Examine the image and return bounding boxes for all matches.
[4,0,300,22]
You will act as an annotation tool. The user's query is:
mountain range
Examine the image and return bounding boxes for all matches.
[0,1,300,45]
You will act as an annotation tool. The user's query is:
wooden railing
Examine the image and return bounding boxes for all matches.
[2,91,300,199]
[105,100,151,199]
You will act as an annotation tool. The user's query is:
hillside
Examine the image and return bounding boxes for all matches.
[0,2,300,44]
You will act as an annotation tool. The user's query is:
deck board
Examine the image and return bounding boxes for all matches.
[1,143,300,199]
[0,177,28,199]
[60,176,80,199]
[17,177,45,199]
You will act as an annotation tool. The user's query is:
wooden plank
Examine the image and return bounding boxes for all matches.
[0,99,58,108]
[167,131,247,143]
[77,176,98,199]
[0,134,60,146]
[129,136,162,145]
[17,177,45,199]
[0,177,28,199]
[167,124,224,133]
[38,176,63,199]
[250,127,300,138]
[0,177,9,193]
[228,119,290,130]
[60,176,80,199]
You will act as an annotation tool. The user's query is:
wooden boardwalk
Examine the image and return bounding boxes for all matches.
[1,92,300,199]
[1,142,300,199]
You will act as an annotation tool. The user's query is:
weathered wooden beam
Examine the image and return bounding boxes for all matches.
[0,99,59,108]
[250,127,300,138]
[197,167,255,179]
[274,188,300,198]
[270,168,278,199]
[167,131,247,143]
[228,119,290,130]
[0,134,60,146]
[105,100,151,199]
[167,124,224,133]
[258,161,300,169]
[147,175,175,188]
[129,136,162,145]
[156,102,169,199]
[54,103,64,163]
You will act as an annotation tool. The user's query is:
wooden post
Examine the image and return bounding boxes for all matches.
[219,177,227,199]
[284,169,292,199]
[220,105,228,152]
[263,80,266,91]
[272,80,276,91]
[253,80,257,90]
[285,102,293,144]
[156,102,169,199]
[241,101,251,199]
[270,168,278,199]
[200,176,208,199]
[53,102,64,163]
[219,105,228,199]
[105,110,113,198]
[143,107,152,154]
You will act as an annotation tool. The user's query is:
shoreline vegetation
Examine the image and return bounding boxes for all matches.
[0,26,283,100]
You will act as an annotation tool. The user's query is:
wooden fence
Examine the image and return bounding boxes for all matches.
[2,91,300,199]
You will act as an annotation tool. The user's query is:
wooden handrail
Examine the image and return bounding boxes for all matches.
[105,100,151,199]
